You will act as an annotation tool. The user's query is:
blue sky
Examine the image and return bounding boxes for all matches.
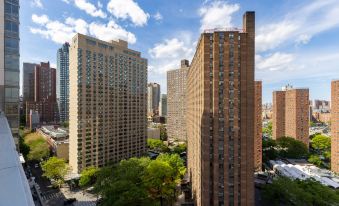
[21,0,339,103]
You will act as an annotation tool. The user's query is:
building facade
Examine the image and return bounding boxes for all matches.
[57,42,70,123]
[187,12,255,206]
[159,94,167,117]
[254,81,262,172]
[0,0,20,143]
[272,86,309,146]
[69,34,147,173]
[167,60,189,140]
[23,63,37,104]
[331,80,339,173]
[147,82,160,115]
[25,62,58,124]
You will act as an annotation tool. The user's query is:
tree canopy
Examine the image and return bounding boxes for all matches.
[25,133,50,161]
[262,121,272,137]
[262,177,339,206]
[276,136,309,159]
[147,138,169,153]
[79,166,100,187]
[95,154,186,206]
[41,157,69,187]
[310,134,331,151]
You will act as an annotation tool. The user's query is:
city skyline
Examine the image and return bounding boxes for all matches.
[20,0,339,103]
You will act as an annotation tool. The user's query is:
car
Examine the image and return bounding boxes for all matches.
[63,198,76,205]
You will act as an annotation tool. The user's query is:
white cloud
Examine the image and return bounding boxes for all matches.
[256,52,295,71]
[89,21,136,44]
[199,1,240,31]
[97,1,103,9]
[32,14,49,25]
[61,0,70,4]
[154,12,163,21]
[107,0,150,27]
[30,14,136,44]
[148,32,195,75]
[74,0,107,18]
[31,0,43,8]
[256,0,339,52]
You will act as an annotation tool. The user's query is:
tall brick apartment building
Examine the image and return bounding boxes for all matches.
[69,34,147,173]
[25,62,58,124]
[272,86,309,146]
[187,12,255,206]
[331,80,339,173]
[167,60,189,140]
[254,81,262,172]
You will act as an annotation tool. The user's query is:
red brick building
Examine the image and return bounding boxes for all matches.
[187,12,255,206]
[331,80,339,173]
[26,62,57,124]
[254,81,262,171]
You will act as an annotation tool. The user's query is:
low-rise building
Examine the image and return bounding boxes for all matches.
[147,127,160,139]
[37,126,69,161]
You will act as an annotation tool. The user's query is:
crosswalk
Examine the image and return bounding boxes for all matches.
[41,192,63,201]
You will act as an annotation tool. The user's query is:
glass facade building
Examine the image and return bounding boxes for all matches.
[0,0,20,143]
[57,42,70,123]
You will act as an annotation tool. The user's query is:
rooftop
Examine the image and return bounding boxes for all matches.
[0,113,34,206]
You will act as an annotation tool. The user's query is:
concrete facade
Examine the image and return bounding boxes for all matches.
[331,80,339,173]
[167,60,189,140]
[69,34,147,173]
[254,81,262,172]
[187,12,255,206]
[272,87,309,146]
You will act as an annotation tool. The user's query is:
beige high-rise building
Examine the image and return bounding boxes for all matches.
[187,12,255,206]
[167,60,189,140]
[272,86,309,146]
[147,82,160,116]
[331,80,339,173]
[69,34,147,173]
[254,81,262,172]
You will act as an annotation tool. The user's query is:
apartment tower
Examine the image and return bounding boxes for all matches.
[187,12,255,206]
[0,0,20,142]
[167,60,189,140]
[23,63,37,113]
[331,80,339,173]
[254,81,262,172]
[25,62,57,124]
[159,94,167,117]
[147,82,160,115]
[57,42,70,123]
[69,34,147,173]
[272,86,309,146]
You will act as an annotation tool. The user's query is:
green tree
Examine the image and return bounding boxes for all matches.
[262,177,339,206]
[311,134,331,151]
[147,138,169,153]
[95,157,155,206]
[263,121,272,137]
[79,166,99,187]
[308,155,322,167]
[158,124,168,141]
[144,159,176,206]
[276,136,309,158]
[41,157,69,188]
[262,138,278,162]
[25,133,50,161]
[19,135,30,159]
[62,121,69,128]
[172,143,187,154]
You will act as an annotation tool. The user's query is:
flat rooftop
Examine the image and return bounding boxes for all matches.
[0,114,34,206]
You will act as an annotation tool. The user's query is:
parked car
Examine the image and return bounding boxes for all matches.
[63,198,76,205]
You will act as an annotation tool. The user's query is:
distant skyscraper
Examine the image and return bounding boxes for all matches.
[26,62,57,124]
[23,63,37,112]
[69,34,147,173]
[159,94,167,117]
[167,60,189,140]
[57,42,70,123]
[187,12,255,206]
[331,80,339,173]
[254,81,262,172]
[272,86,309,146]
[147,83,160,115]
[0,0,20,142]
